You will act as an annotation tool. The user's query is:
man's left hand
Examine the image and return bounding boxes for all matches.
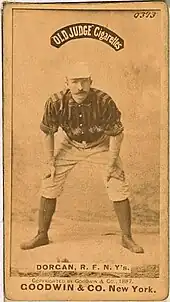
[106,165,125,182]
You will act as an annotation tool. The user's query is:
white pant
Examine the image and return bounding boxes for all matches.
[41,131,130,201]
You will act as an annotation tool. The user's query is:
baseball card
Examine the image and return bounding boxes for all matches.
[3,1,169,301]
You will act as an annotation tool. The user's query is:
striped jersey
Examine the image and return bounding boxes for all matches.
[40,88,124,143]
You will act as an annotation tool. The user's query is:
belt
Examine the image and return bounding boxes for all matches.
[69,135,103,144]
[73,139,95,144]
[70,135,107,149]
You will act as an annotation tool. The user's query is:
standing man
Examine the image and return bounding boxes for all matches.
[20,62,144,253]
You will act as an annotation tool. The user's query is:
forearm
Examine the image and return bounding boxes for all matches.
[109,132,124,164]
[42,133,55,162]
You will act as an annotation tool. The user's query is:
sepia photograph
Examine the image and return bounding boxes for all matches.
[3,2,168,300]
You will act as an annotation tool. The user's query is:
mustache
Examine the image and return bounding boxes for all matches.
[76,90,87,94]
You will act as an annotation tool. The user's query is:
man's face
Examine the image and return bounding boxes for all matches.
[66,77,92,104]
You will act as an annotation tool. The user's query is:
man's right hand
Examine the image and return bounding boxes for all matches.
[42,157,56,179]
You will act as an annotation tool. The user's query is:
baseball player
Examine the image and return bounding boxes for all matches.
[20,62,144,253]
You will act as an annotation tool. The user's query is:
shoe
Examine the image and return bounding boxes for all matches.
[20,232,49,250]
[20,197,56,250]
[122,235,144,253]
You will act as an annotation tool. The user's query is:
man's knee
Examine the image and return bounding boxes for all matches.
[41,186,63,199]
[41,191,61,199]
[112,198,130,203]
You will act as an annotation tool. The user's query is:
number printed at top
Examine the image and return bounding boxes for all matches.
[134,11,157,19]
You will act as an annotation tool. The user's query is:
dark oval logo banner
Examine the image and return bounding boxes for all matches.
[50,23,124,51]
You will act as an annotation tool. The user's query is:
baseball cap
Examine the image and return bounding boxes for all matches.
[66,62,91,79]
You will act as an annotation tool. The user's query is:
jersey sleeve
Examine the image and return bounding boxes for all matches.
[102,98,124,136]
[40,94,61,134]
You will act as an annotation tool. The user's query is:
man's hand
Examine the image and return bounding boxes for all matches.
[42,156,56,179]
[106,165,125,182]
[107,133,125,182]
